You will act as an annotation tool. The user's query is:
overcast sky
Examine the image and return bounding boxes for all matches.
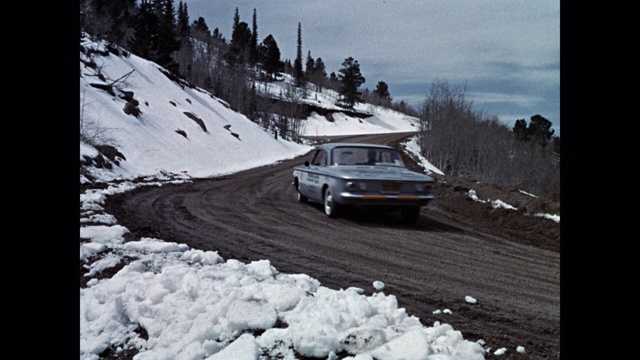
[182,0,560,136]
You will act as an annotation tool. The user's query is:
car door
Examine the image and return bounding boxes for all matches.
[306,149,327,201]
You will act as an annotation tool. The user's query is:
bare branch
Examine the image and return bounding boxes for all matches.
[109,69,135,87]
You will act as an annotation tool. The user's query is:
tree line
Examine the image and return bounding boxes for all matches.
[417,80,559,196]
[80,0,559,196]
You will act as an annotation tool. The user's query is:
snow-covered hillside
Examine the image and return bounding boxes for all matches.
[79,34,420,183]
[254,75,420,137]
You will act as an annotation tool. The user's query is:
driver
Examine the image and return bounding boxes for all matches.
[366,149,377,165]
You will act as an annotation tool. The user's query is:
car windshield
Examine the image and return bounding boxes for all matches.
[331,146,405,167]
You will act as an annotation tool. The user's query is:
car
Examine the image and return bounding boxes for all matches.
[292,142,436,223]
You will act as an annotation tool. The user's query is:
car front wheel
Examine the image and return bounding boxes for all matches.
[324,187,340,218]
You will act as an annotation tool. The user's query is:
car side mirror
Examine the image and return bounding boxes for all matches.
[304,161,310,167]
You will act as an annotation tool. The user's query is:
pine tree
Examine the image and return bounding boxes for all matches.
[250,9,258,65]
[513,115,555,146]
[233,7,240,32]
[373,81,390,99]
[260,34,281,79]
[86,0,135,43]
[528,114,555,146]
[328,71,340,91]
[513,119,529,141]
[155,0,180,72]
[191,17,210,38]
[293,23,304,86]
[106,0,132,43]
[373,81,392,106]
[284,59,293,75]
[313,57,327,92]
[212,28,225,42]
[128,0,159,60]
[305,51,315,80]
[337,57,366,108]
[177,1,190,38]
[228,21,252,65]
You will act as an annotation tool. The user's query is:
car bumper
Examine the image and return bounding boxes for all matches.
[338,192,435,206]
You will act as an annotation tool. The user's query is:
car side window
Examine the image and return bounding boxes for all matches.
[311,150,327,166]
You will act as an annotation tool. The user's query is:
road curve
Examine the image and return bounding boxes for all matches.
[104,132,560,359]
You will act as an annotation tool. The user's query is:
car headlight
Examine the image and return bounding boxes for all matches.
[346,182,367,191]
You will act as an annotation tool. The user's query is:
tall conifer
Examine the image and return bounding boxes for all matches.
[293,23,304,86]
[177,1,189,38]
[250,9,258,65]
[155,0,179,72]
[233,7,240,32]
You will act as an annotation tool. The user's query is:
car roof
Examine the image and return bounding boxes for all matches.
[316,143,394,151]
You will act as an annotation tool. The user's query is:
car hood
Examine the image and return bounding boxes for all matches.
[326,165,434,182]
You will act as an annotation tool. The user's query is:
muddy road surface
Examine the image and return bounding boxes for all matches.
[104,132,560,359]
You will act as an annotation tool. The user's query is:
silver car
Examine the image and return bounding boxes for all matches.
[292,143,436,223]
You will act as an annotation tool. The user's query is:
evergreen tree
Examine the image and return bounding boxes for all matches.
[128,0,159,60]
[284,59,293,75]
[337,56,366,108]
[233,7,240,32]
[155,0,180,72]
[305,50,315,78]
[259,34,281,79]
[328,71,340,91]
[212,28,225,43]
[528,114,555,146]
[191,17,210,38]
[85,0,135,43]
[293,23,304,86]
[513,119,529,141]
[107,0,133,43]
[513,115,554,146]
[228,21,252,65]
[173,0,192,79]
[373,81,393,106]
[313,57,327,92]
[177,1,190,38]
[373,81,391,100]
[250,9,258,65]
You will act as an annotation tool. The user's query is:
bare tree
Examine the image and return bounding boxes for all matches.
[417,79,559,195]
[419,79,470,173]
[80,90,118,147]
[283,83,306,143]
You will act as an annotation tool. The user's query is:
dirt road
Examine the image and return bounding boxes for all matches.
[103,132,560,359]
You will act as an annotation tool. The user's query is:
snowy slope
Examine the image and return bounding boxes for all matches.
[80,37,311,181]
[80,36,421,183]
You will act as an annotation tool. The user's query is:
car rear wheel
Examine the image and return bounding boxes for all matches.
[400,206,420,224]
[324,187,340,218]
